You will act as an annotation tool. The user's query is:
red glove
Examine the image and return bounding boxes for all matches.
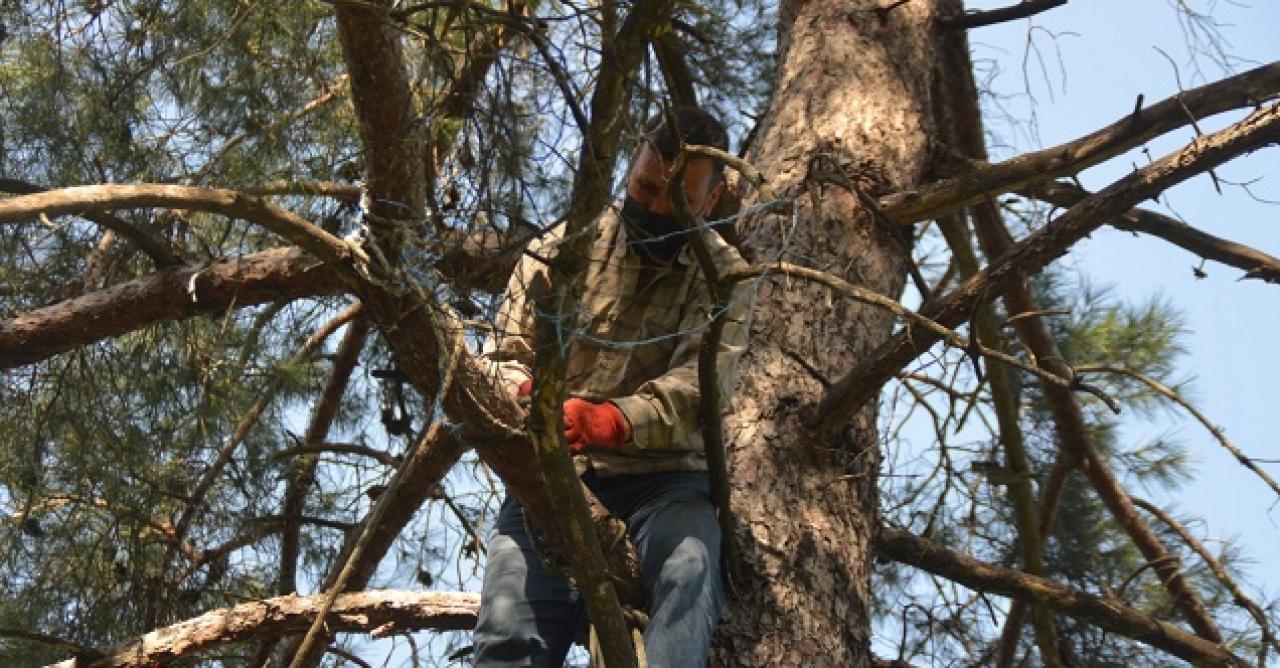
[562,398,630,454]
[517,378,533,397]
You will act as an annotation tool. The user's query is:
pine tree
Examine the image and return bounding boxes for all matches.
[1,1,1278,666]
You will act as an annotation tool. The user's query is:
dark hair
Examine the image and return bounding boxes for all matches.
[641,106,729,165]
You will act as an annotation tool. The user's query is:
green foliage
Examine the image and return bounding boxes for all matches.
[876,263,1268,664]
[0,0,1268,665]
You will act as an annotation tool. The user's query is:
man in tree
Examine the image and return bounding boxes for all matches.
[473,106,752,667]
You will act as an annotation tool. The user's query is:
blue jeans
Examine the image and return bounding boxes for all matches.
[472,471,723,668]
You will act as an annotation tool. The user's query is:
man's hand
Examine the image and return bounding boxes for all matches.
[517,378,533,398]
[562,398,630,454]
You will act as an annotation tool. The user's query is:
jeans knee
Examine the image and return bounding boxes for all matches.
[655,537,714,599]
[474,595,545,665]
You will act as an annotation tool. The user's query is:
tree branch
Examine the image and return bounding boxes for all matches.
[244,180,361,202]
[878,61,1280,223]
[0,184,353,268]
[0,178,180,267]
[160,304,361,593]
[520,2,679,665]
[653,31,698,107]
[670,147,739,582]
[194,75,350,182]
[273,441,398,468]
[1020,179,1280,283]
[278,314,371,598]
[47,590,479,668]
[0,246,345,370]
[818,101,1280,433]
[333,0,426,254]
[1078,364,1280,500]
[720,261,1078,392]
[1133,497,1280,667]
[932,211,1061,667]
[875,526,1247,666]
[940,0,1067,30]
[933,32,1224,659]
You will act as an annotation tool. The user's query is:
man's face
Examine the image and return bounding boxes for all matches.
[625,142,723,217]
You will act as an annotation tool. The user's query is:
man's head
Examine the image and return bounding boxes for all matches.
[622,107,729,261]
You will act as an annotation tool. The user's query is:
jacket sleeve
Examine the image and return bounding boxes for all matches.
[610,236,754,451]
[479,227,563,398]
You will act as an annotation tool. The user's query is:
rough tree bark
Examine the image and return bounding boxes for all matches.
[715,1,947,664]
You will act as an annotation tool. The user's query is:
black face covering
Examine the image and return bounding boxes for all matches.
[621,196,688,261]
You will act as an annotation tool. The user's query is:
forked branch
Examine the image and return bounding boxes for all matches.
[879,61,1280,223]
[819,101,1280,430]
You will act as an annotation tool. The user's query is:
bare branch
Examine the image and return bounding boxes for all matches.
[273,442,398,468]
[879,61,1280,223]
[194,75,350,181]
[0,178,180,267]
[653,31,698,107]
[818,101,1280,433]
[0,184,353,268]
[0,628,102,662]
[1078,364,1280,500]
[875,527,1247,666]
[47,590,479,668]
[670,148,739,580]
[0,246,345,370]
[721,261,1077,392]
[1021,180,1280,283]
[941,1,1067,30]
[519,1,681,665]
[931,208,1060,666]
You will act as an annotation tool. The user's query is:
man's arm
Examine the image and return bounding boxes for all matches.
[611,239,754,451]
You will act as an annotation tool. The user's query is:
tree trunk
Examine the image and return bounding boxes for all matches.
[717,1,947,664]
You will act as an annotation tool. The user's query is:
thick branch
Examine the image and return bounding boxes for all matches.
[0,247,345,369]
[0,184,352,267]
[0,178,180,267]
[1021,180,1280,283]
[879,61,1280,223]
[653,31,698,107]
[334,0,426,250]
[48,591,479,668]
[818,101,1280,431]
[279,314,371,598]
[875,527,1247,666]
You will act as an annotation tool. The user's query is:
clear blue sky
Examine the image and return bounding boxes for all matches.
[969,0,1280,619]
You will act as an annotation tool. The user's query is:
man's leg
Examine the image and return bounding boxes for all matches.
[473,497,582,668]
[623,472,723,668]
